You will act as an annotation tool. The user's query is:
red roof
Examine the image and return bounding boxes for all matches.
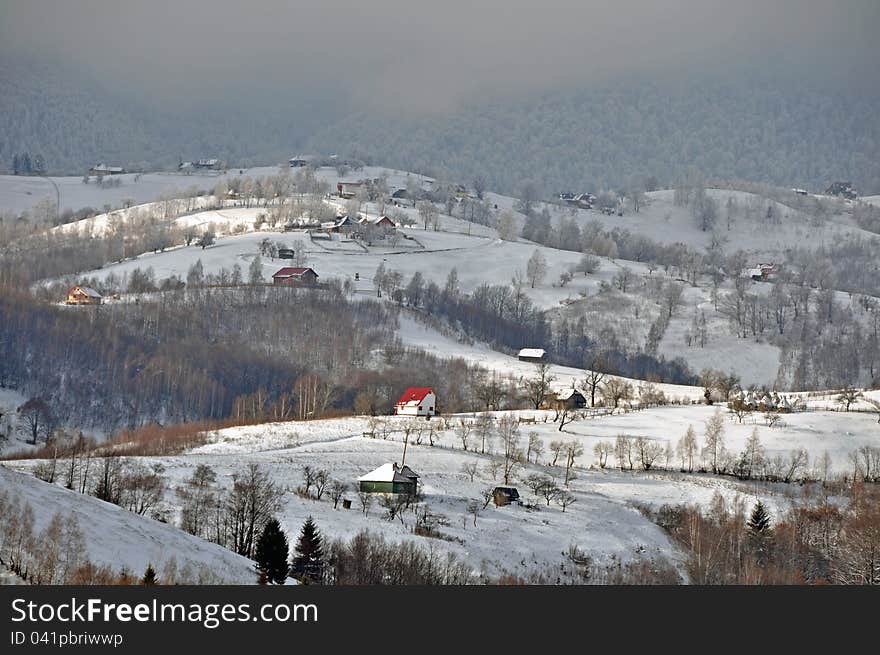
[272,267,317,278]
[395,387,434,405]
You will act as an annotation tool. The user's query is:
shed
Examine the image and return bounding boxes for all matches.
[492,486,521,507]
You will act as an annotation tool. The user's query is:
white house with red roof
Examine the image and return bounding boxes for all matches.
[394,387,436,417]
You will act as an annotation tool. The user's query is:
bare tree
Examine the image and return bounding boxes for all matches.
[226,463,284,558]
[526,249,548,288]
[526,432,544,464]
[17,397,54,445]
[357,491,372,516]
[703,410,726,474]
[563,441,584,485]
[455,419,474,451]
[582,356,607,407]
[498,414,523,484]
[549,439,565,466]
[461,461,479,483]
[556,491,577,512]
[602,379,633,409]
[837,385,864,412]
[593,441,614,468]
[523,362,556,409]
[634,437,664,471]
[329,480,348,509]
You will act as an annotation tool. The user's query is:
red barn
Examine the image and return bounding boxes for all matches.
[394,387,436,417]
[272,267,319,285]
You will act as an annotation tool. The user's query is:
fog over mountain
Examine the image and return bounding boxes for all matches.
[2,1,878,191]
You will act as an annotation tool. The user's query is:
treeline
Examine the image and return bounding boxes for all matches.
[308,76,880,197]
[380,262,694,385]
[642,486,880,584]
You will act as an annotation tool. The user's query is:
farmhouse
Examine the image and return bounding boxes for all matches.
[359,215,396,229]
[358,462,419,495]
[394,387,436,417]
[289,155,313,168]
[88,163,125,176]
[518,348,546,363]
[271,267,319,285]
[745,263,778,282]
[66,285,103,305]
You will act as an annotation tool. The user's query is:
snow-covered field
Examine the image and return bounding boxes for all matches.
[0,165,433,215]
[7,401,877,580]
[0,466,257,583]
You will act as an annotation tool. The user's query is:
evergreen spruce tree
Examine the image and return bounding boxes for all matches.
[254,518,290,584]
[747,500,772,565]
[291,516,324,584]
[141,564,157,585]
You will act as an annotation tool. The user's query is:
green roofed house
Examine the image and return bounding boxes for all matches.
[358,462,419,495]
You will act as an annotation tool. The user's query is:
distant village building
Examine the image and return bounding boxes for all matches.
[277,248,296,259]
[88,163,126,176]
[518,348,546,363]
[357,462,419,495]
[271,267,319,285]
[394,387,436,417]
[337,181,365,199]
[66,285,103,305]
[744,263,778,282]
[289,155,313,168]
[194,159,221,170]
[792,188,808,196]
[825,181,857,200]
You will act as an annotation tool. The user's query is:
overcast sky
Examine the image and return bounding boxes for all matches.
[2,1,878,112]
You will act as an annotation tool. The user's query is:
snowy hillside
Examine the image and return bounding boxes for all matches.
[0,465,258,583]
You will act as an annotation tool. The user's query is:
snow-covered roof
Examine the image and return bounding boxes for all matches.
[357,463,412,483]
[518,348,546,359]
[554,388,583,400]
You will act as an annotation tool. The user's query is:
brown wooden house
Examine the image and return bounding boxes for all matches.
[66,285,103,305]
[271,267,319,286]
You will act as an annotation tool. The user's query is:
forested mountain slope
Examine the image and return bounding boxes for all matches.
[307,77,880,196]
[3,61,878,195]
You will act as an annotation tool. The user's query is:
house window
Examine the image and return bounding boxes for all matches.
[429,407,434,412]
[418,406,422,411]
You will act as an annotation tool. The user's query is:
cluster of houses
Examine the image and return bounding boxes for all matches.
[321,214,396,235]
[729,389,796,412]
